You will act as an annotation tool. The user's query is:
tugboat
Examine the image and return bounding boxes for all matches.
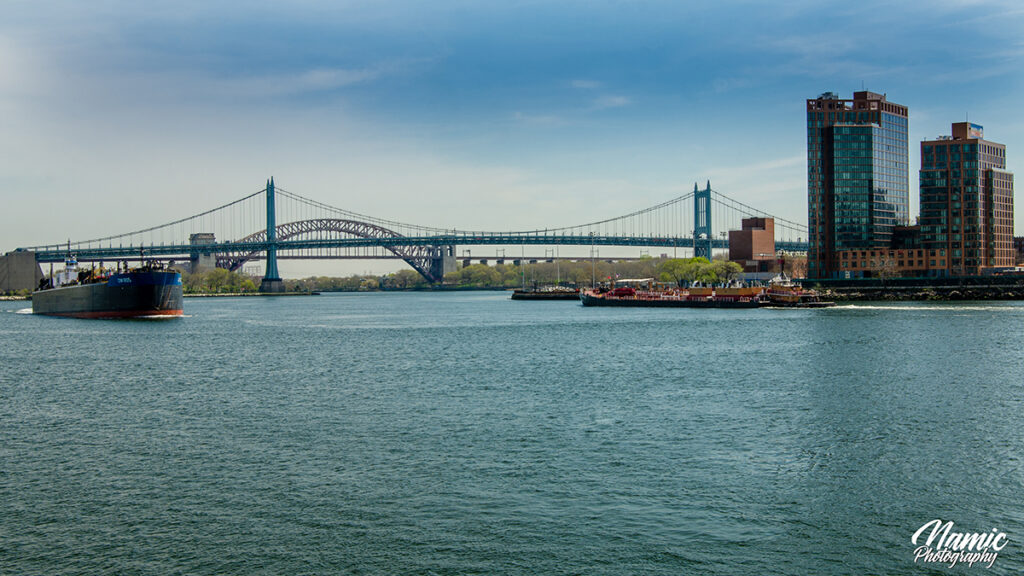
[32,255,183,319]
[762,274,835,308]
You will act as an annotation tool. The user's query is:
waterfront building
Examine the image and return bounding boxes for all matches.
[920,123,1014,275]
[806,91,909,278]
[834,246,944,278]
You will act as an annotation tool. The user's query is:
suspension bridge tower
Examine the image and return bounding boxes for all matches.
[259,177,286,293]
[693,180,713,260]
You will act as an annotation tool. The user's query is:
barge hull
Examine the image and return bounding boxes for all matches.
[32,272,183,318]
[580,292,761,308]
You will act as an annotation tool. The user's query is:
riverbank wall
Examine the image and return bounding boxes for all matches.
[804,276,1024,301]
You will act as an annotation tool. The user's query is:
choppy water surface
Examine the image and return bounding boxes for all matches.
[2,293,1024,575]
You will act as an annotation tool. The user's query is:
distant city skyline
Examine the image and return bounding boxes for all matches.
[2,0,1022,276]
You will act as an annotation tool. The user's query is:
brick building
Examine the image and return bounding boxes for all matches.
[920,122,1014,275]
[728,218,776,272]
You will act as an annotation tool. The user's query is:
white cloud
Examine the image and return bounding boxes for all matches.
[591,95,631,110]
[0,34,47,105]
[513,111,567,126]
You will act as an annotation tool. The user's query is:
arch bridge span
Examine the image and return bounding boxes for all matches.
[217,218,452,282]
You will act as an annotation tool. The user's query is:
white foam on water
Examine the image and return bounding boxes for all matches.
[835,304,1021,312]
[15,308,33,314]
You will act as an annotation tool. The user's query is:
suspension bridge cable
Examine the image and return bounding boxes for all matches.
[25,189,267,250]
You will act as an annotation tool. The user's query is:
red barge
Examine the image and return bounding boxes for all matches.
[579,276,834,308]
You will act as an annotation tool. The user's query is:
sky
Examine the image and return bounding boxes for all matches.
[2,0,1023,276]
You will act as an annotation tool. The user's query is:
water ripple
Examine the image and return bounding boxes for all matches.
[1,295,1023,575]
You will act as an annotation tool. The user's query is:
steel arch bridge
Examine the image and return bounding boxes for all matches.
[217,218,450,282]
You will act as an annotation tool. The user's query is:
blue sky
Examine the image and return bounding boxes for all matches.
[2,1,1022,274]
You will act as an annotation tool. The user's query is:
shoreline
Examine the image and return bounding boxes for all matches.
[821,287,1024,302]
[184,292,318,298]
[806,276,1024,302]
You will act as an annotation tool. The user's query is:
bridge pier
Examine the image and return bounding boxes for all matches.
[429,245,456,283]
[189,233,216,274]
[260,177,286,293]
[0,251,43,293]
[693,180,713,260]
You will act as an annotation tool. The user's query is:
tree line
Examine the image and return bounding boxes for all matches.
[177,255,804,293]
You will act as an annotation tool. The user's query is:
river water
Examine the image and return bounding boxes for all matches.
[2,292,1023,575]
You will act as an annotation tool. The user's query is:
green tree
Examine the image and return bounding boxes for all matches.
[706,260,743,283]
[384,269,425,289]
[499,264,522,287]
[443,268,465,285]
[657,257,709,287]
[464,264,501,287]
[203,268,231,292]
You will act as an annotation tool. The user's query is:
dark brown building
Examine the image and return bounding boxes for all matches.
[729,218,775,272]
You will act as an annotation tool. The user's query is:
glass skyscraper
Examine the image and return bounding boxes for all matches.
[806,91,909,278]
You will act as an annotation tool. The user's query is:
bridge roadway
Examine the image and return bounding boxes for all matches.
[25,234,808,262]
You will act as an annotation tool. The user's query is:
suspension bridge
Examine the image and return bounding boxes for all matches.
[13,178,808,288]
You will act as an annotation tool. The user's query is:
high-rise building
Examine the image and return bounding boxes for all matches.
[806,91,909,278]
[920,122,1014,275]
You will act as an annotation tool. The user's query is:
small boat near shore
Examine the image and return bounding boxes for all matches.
[511,286,580,301]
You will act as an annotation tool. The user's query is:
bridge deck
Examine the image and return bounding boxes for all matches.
[25,236,807,262]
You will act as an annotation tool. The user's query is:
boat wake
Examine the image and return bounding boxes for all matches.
[835,304,1022,312]
[15,308,32,315]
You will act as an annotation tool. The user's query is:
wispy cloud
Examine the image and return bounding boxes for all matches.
[296,67,381,90]
[512,88,630,125]
[513,111,567,126]
[712,76,755,94]
[206,65,385,98]
[590,95,631,110]
[0,34,47,101]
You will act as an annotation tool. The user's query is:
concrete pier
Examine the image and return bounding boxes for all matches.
[0,251,43,293]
